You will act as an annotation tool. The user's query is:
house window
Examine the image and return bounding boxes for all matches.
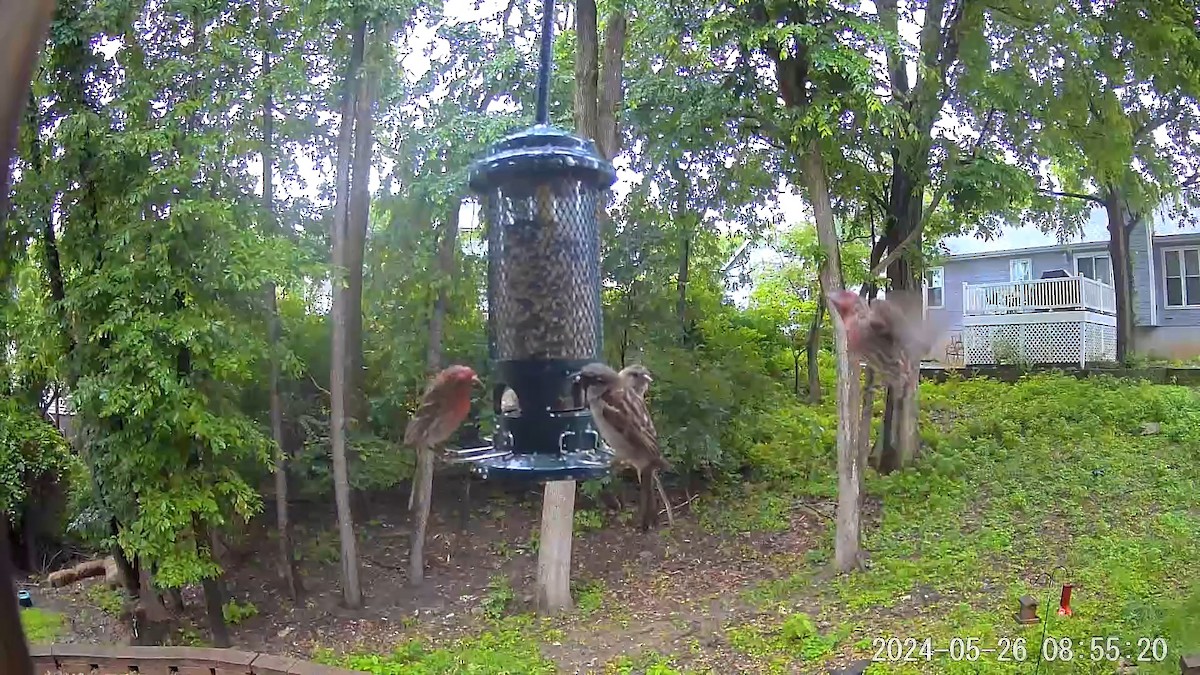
[924,266,944,309]
[1163,247,1200,308]
[1075,253,1113,286]
[1010,258,1032,283]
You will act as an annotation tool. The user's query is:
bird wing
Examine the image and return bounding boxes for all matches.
[871,291,941,357]
[594,387,667,470]
[404,374,453,448]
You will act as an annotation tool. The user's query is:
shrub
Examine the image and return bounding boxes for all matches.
[0,398,74,520]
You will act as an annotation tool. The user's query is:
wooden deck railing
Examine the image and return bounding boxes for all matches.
[30,644,367,674]
[962,276,1116,316]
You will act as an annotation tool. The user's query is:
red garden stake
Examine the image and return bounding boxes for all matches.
[1057,584,1073,616]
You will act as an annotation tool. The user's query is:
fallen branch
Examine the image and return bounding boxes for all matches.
[661,492,700,517]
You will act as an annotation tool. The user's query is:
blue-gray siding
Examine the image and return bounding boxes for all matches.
[1151,232,1200,328]
[1130,219,1155,326]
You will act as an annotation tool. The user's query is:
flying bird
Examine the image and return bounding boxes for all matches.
[826,289,936,391]
[405,364,480,509]
[575,362,671,532]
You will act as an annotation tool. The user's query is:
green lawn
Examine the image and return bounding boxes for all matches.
[21,608,66,644]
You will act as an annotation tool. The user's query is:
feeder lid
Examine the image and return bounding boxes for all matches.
[471,447,615,482]
[468,124,617,193]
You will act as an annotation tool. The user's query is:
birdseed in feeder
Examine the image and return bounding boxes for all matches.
[487,177,603,362]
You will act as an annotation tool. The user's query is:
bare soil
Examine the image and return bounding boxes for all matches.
[31,474,833,673]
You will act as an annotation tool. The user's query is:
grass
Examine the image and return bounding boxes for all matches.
[738,374,1200,673]
[313,617,557,674]
[313,373,1200,674]
[85,584,125,615]
[21,608,65,643]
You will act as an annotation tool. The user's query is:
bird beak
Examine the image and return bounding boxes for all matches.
[471,374,481,385]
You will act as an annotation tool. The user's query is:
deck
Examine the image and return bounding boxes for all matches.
[955,277,1118,367]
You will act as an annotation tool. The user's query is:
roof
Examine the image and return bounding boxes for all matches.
[941,229,1200,263]
[940,239,1107,262]
[942,205,1200,258]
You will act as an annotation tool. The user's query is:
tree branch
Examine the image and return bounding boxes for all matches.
[1133,99,1183,143]
[876,0,910,100]
[1039,188,1105,205]
[870,224,922,278]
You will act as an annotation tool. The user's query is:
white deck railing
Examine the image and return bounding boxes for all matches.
[962,277,1116,316]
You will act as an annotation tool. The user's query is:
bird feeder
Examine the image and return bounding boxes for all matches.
[442,0,617,482]
[1015,595,1040,625]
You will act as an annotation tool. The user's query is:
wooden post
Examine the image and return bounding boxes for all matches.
[535,480,575,614]
[1079,319,1086,369]
[408,447,435,586]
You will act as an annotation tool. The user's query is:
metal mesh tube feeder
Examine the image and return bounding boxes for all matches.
[444,126,617,481]
[440,0,617,481]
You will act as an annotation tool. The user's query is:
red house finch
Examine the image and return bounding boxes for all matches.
[404,364,481,453]
[827,289,935,391]
[404,364,480,512]
[575,362,671,532]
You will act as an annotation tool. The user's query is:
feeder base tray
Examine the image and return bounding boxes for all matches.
[445,443,614,482]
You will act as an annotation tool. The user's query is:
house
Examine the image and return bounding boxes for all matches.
[924,212,1200,366]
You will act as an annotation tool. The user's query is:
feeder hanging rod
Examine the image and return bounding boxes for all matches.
[534,0,555,125]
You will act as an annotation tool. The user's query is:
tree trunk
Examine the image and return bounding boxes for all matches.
[806,296,824,403]
[792,348,801,395]
[165,588,184,613]
[673,167,691,342]
[0,6,55,670]
[329,18,366,610]
[345,27,381,424]
[425,202,461,370]
[0,521,32,675]
[535,480,576,614]
[260,0,301,601]
[596,11,627,161]
[878,192,922,473]
[858,368,876,510]
[136,561,171,625]
[573,0,599,140]
[109,519,140,598]
[409,199,462,586]
[1103,187,1136,363]
[800,142,862,573]
[192,519,230,648]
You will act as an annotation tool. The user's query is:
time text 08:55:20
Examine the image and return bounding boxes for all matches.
[871,636,1169,663]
